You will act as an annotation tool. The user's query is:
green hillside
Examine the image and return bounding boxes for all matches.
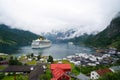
[84,15,120,50]
[0,24,39,53]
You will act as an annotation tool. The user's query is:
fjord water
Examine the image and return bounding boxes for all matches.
[13,43,93,59]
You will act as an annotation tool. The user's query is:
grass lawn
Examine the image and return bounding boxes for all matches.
[71,66,80,75]
[0,66,7,70]
[54,60,74,67]
[26,60,36,65]
[18,56,27,61]
[62,60,80,75]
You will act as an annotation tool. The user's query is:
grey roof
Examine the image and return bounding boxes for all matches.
[93,53,103,57]
[0,64,45,80]
[77,73,90,80]
[29,64,45,80]
[2,65,35,72]
[110,66,120,72]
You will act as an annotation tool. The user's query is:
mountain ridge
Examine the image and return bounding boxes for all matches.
[41,27,98,44]
[0,24,39,53]
[84,13,120,50]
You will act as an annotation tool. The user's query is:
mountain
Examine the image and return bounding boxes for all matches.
[0,24,39,53]
[42,27,96,43]
[41,29,76,43]
[42,28,79,43]
[84,13,120,50]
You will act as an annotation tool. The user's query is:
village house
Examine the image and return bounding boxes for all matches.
[65,52,117,67]
[90,68,112,80]
[2,65,35,75]
[0,53,8,56]
[0,60,8,65]
[0,63,46,80]
[108,47,117,54]
[0,53,8,65]
[50,64,71,80]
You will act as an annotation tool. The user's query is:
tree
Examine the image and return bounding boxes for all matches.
[31,53,34,58]
[39,70,52,80]
[0,73,4,79]
[39,74,51,80]
[0,57,3,61]
[16,75,28,80]
[9,56,22,65]
[26,54,30,58]
[47,55,53,63]
[37,54,41,60]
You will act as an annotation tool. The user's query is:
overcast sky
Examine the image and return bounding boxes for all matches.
[0,0,120,34]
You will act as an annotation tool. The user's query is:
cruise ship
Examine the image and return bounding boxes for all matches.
[31,38,52,49]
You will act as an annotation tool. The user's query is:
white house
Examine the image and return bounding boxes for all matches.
[74,61,81,66]
[102,54,110,58]
[89,57,97,61]
[90,68,112,80]
[91,71,100,79]
[88,63,96,66]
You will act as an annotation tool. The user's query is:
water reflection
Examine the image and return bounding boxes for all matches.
[13,43,93,59]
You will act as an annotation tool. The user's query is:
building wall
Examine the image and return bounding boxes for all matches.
[109,68,115,72]
[90,71,99,80]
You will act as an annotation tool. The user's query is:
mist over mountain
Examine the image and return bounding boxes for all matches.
[41,27,98,43]
[0,0,120,34]
[43,12,120,50]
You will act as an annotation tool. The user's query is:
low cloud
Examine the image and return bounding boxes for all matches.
[0,0,120,34]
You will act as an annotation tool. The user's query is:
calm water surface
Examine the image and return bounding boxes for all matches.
[12,43,94,59]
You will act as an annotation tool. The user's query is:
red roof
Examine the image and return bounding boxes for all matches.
[96,68,112,76]
[50,64,71,80]
[52,67,65,78]
[50,64,71,70]
[52,68,70,80]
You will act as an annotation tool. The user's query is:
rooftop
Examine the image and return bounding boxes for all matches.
[52,67,65,78]
[29,64,45,80]
[2,65,34,72]
[50,64,71,80]
[77,73,90,80]
[50,64,71,70]
[96,68,112,76]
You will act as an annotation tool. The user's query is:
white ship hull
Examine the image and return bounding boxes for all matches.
[31,44,51,49]
[31,39,52,49]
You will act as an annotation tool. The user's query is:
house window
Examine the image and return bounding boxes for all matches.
[96,75,99,77]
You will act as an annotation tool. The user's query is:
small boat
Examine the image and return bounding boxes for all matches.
[31,38,52,49]
[68,42,74,45]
